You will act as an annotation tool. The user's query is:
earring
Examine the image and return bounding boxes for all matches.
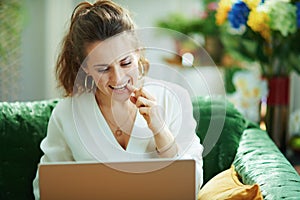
[138,61,145,80]
[84,75,95,92]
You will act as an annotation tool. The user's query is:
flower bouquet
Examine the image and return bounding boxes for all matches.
[216,0,300,152]
[216,0,300,77]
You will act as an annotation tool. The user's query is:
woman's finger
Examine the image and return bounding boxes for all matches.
[135,96,155,108]
[139,107,149,116]
[134,87,155,101]
[130,95,137,104]
[126,84,138,93]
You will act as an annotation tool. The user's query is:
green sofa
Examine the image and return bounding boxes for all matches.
[1,96,300,199]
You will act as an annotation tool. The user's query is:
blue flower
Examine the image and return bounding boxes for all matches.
[228,0,250,30]
[296,2,300,28]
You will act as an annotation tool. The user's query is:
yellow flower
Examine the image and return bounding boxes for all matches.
[216,0,232,25]
[247,9,271,41]
[235,78,247,90]
[251,87,261,98]
[242,0,261,10]
[242,90,251,98]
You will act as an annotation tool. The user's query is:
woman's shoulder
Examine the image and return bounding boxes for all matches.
[52,93,93,116]
[51,97,72,117]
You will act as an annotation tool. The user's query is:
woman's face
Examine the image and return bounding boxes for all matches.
[84,34,140,103]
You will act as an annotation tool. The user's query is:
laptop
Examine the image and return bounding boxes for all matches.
[39,159,196,200]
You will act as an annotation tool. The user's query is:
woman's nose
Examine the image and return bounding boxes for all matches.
[110,65,124,83]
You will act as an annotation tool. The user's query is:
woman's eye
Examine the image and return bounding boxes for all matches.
[122,61,131,66]
[121,58,132,67]
[97,67,109,73]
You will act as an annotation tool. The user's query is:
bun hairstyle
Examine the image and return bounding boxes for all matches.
[56,0,142,96]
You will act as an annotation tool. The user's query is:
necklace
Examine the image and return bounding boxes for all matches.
[103,116,125,137]
[115,129,123,137]
[101,109,137,138]
[97,100,137,138]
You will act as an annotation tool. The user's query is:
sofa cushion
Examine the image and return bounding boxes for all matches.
[0,99,59,200]
[198,165,263,200]
[192,96,248,185]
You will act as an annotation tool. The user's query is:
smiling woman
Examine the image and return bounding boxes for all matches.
[32,1,204,199]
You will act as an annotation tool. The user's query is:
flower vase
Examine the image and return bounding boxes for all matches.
[264,76,290,154]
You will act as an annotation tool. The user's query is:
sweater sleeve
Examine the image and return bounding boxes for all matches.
[32,107,74,199]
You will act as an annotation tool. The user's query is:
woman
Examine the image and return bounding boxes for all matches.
[33,0,203,198]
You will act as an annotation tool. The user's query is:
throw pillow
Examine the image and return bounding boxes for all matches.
[198,165,263,200]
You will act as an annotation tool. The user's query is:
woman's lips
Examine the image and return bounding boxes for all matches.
[109,80,130,90]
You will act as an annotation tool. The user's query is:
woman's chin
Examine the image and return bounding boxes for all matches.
[111,88,131,102]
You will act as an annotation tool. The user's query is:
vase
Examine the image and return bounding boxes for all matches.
[264,76,290,154]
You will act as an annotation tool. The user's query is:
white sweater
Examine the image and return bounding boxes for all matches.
[33,78,203,199]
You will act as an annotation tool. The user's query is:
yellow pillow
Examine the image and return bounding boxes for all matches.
[198,165,263,200]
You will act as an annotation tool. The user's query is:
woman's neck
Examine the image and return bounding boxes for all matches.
[95,93,137,135]
[95,91,136,122]
[94,90,129,108]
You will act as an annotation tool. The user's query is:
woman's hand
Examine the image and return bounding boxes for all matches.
[127,84,178,157]
[128,85,165,134]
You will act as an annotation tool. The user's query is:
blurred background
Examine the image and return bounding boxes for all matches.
[1,0,300,157]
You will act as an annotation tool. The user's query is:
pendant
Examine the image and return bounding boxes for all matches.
[115,129,123,137]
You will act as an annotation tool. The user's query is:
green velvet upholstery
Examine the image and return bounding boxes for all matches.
[1,97,300,199]
[0,100,59,200]
[192,96,248,184]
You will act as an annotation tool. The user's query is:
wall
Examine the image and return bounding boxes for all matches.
[20,0,73,101]
[44,0,74,99]
[20,0,46,101]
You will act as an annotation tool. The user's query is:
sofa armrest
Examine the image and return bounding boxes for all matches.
[233,128,300,199]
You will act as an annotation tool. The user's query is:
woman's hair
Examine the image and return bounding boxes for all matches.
[56,0,137,96]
